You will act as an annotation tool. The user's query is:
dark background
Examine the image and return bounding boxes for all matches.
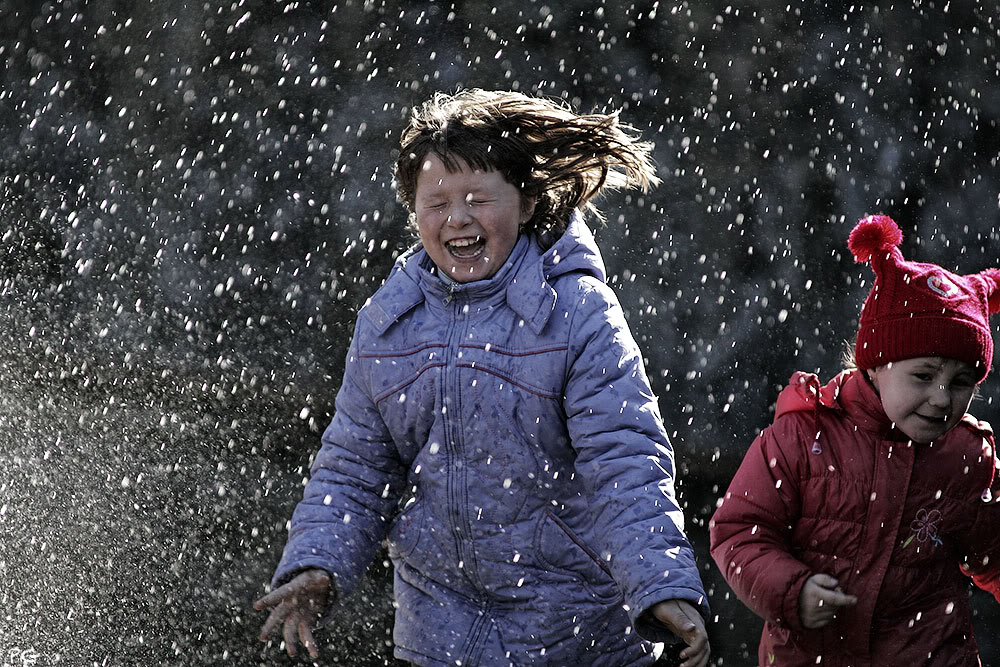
[2,0,998,664]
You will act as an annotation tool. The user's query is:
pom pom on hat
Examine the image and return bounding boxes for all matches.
[848,215,903,263]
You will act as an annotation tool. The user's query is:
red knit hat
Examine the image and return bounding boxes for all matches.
[849,215,1000,381]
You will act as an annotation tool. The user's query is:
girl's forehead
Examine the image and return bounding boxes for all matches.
[890,356,977,375]
[420,152,489,174]
[416,153,502,189]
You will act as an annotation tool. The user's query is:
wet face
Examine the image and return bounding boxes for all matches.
[414,153,534,283]
[868,356,978,443]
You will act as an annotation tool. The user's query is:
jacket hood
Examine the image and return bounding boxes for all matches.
[363,211,606,336]
[540,211,608,283]
[776,370,899,439]
[775,369,991,442]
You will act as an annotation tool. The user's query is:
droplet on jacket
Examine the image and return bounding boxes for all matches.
[945,602,955,614]
[503,478,512,488]
[343,513,351,523]
[811,441,822,454]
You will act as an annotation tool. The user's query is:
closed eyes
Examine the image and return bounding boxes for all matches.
[423,199,494,209]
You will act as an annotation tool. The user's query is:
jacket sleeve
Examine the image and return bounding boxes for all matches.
[561,278,708,641]
[959,433,1000,603]
[270,317,406,607]
[709,416,815,633]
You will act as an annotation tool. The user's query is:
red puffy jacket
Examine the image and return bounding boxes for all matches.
[711,369,1000,667]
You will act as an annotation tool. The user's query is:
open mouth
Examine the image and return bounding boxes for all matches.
[446,236,485,259]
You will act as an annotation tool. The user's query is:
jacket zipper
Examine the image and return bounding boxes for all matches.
[442,290,483,595]
[443,281,459,305]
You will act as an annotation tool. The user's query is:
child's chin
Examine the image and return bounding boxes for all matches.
[902,427,941,444]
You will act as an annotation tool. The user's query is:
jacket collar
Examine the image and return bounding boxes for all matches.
[505,212,607,334]
[775,369,906,441]
[364,212,605,336]
[361,243,426,335]
[838,370,906,439]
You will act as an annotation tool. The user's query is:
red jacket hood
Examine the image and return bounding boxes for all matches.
[775,370,848,417]
[775,368,993,442]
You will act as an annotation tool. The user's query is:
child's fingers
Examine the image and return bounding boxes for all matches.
[810,573,840,589]
[299,619,320,659]
[821,588,858,608]
[252,593,275,610]
[679,638,711,667]
[283,615,299,657]
[258,605,286,641]
[253,586,291,610]
[678,631,709,659]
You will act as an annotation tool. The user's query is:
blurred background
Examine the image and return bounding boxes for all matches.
[1,0,998,664]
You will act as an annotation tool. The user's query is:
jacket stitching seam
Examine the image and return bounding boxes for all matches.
[374,363,446,404]
[459,342,569,357]
[359,343,448,358]
[455,363,561,399]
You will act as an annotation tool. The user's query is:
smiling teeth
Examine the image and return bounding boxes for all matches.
[449,236,482,247]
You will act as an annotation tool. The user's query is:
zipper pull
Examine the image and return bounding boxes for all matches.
[443,282,458,305]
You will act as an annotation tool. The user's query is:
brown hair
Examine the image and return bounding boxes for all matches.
[393,89,659,248]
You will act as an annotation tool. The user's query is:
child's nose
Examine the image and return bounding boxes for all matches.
[445,202,473,226]
[928,384,950,407]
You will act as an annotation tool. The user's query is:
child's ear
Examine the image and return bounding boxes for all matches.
[520,196,536,224]
[865,367,881,394]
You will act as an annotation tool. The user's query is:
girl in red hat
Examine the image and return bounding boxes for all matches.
[710,215,1000,666]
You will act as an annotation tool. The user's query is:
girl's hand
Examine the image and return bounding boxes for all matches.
[254,568,331,659]
[651,599,710,667]
[798,573,858,629]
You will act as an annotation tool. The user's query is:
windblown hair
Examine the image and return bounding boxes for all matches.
[393,88,660,248]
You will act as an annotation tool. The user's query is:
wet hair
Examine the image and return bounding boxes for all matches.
[393,88,659,249]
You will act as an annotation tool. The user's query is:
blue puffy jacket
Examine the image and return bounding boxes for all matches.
[272,216,708,666]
